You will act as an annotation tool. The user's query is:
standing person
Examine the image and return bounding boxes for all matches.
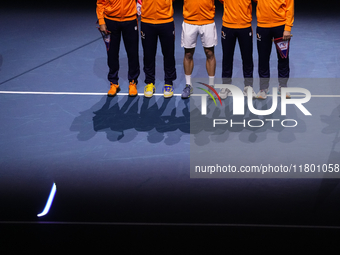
[181,0,217,99]
[218,0,256,99]
[141,0,177,98]
[254,0,294,99]
[96,0,140,97]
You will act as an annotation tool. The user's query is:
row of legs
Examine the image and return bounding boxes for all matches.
[105,18,289,90]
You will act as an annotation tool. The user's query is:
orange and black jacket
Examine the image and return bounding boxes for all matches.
[183,0,215,25]
[253,0,294,31]
[141,0,174,24]
[219,0,252,29]
[96,0,137,25]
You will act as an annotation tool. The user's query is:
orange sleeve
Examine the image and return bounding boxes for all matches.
[285,0,294,31]
[256,0,294,30]
[96,0,106,25]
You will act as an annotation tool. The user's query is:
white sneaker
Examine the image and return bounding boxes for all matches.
[219,88,232,99]
[278,86,291,99]
[256,89,269,99]
[243,86,257,99]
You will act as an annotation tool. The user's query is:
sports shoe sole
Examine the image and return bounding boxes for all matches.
[181,94,192,99]
[108,87,121,97]
[181,91,193,99]
[164,94,173,98]
[144,90,155,98]
[129,89,138,97]
[278,91,291,99]
[164,86,173,98]
[129,88,138,97]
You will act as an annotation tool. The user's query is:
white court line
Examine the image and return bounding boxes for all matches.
[0,91,181,96]
[1,91,340,97]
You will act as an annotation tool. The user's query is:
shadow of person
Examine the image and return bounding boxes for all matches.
[189,95,307,146]
[0,54,3,72]
[71,94,191,145]
[136,96,183,144]
[314,104,340,210]
[157,98,191,145]
[93,96,139,142]
[69,95,117,141]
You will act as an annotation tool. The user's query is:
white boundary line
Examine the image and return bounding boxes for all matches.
[1,91,340,97]
[0,91,182,96]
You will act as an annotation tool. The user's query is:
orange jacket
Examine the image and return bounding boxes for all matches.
[183,0,215,25]
[219,0,252,29]
[141,0,174,24]
[254,0,294,31]
[96,0,137,25]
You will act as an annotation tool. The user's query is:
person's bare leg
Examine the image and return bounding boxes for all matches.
[183,48,195,86]
[181,48,195,98]
[184,48,195,76]
[204,47,216,77]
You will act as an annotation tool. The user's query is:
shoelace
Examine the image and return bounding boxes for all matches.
[145,84,154,91]
[184,85,191,92]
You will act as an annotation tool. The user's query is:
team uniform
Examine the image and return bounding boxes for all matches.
[141,0,177,98]
[219,0,255,99]
[254,0,294,99]
[181,0,217,99]
[181,0,217,49]
[96,0,140,96]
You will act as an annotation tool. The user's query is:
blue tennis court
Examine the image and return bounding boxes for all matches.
[1,1,340,248]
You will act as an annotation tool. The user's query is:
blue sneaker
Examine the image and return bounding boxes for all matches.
[181,84,193,99]
[164,84,173,98]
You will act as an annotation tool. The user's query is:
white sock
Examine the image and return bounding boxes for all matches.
[209,76,215,86]
[185,75,191,85]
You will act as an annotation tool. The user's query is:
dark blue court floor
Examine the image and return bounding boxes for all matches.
[1,2,340,236]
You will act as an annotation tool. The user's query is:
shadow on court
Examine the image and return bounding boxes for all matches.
[70,95,190,145]
[190,96,308,146]
[314,104,340,210]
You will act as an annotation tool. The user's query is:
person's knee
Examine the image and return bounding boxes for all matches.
[205,48,215,60]
[184,51,194,61]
